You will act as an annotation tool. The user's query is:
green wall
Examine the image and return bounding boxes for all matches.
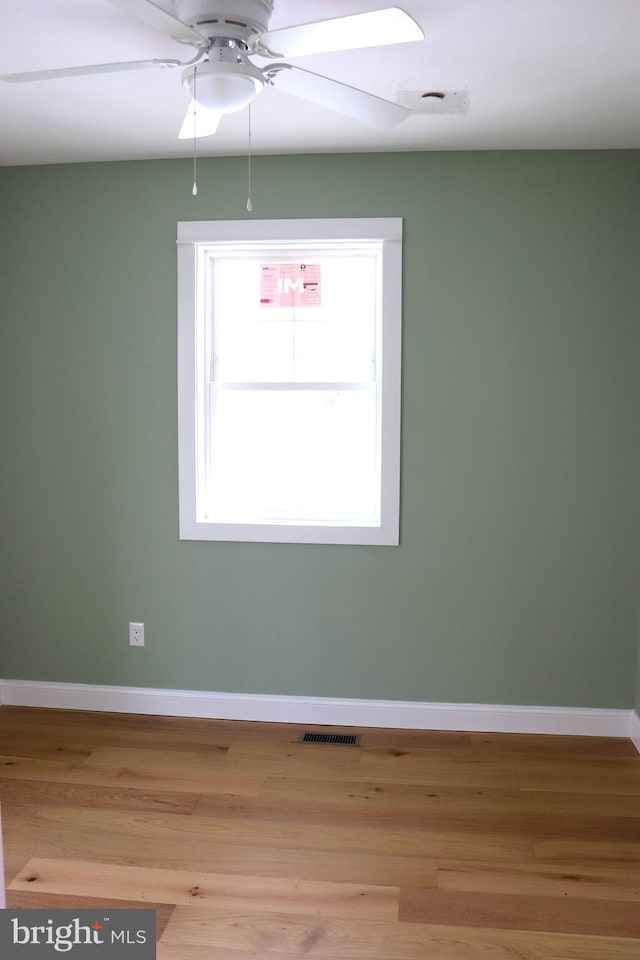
[1,151,639,708]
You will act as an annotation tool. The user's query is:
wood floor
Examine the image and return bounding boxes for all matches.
[1,706,640,959]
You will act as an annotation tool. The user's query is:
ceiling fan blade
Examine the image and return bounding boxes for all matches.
[258,7,423,58]
[0,59,181,83]
[178,100,222,139]
[108,0,209,47]
[271,66,411,129]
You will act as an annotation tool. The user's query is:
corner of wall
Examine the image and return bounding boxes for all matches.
[630,709,640,755]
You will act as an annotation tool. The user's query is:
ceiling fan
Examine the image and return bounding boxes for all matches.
[1,0,424,139]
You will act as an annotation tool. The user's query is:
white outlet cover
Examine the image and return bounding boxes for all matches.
[129,622,145,646]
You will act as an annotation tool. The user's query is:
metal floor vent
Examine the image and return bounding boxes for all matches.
[298,732,361,746]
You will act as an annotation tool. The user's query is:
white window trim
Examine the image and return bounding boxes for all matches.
[177,218,402,546]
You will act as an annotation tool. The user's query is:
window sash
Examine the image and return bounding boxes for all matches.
[200,382,380,526]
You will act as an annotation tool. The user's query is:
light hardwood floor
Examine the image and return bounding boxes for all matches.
[1,705,640,959]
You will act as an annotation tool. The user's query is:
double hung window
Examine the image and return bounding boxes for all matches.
[177,218,402,545]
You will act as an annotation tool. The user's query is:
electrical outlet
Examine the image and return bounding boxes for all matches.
[129,622,145,647]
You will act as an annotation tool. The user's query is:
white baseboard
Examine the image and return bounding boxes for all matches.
[630,709,640,754]
[0,679,635,742]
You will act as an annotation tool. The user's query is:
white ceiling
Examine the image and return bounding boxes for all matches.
[1,0,639,166]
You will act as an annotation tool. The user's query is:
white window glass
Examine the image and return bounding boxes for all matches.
[177,219,401,545]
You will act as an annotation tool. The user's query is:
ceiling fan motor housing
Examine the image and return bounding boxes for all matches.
[174,0,274,42]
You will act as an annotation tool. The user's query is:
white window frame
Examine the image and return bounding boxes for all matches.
[177,218,402,545]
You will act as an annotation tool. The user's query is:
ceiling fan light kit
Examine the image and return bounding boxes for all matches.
[183,45,264,114]
[1,0,425,140]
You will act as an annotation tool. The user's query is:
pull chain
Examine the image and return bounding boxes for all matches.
[246,102,253,212]
[192,66,198,197]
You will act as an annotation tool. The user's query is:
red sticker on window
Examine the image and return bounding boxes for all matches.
[260,263,321,307]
